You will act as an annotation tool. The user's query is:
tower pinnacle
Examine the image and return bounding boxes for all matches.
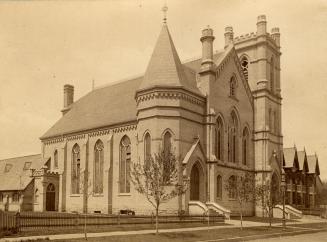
[162,3,168,24]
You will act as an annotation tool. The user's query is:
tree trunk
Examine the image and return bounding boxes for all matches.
[240,203,243,230]
[269,207,272,228]
[84,213,87,240]
[155,207,159,234]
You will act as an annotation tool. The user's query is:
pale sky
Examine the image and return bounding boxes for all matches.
[0,0,326,179]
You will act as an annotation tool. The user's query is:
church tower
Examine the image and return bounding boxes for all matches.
[230,15,283,215]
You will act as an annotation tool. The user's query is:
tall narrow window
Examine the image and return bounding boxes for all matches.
[242,128,249,165]
[94,140,104,194]
[230,76,237,97]
[228,112,238,163]
[216,175,222,199]
[270,57,274,92]
[54,150,58,168]
[228,175,237,199]
[217,117,224,160]
[144,133,151,164]
[241,56,249,81]
[71,144,80,194]
[163,131,172,182]
[119,136,131,193]
[274,111,278,134]
[213,128,217,158]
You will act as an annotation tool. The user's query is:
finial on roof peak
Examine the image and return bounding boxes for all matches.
[162,2,168,24]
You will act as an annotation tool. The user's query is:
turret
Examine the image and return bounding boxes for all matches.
[224,26,234,48]
[271,27,280,47]
[256,15,267,36]
[200,26,215,71]
[61,84,74,115]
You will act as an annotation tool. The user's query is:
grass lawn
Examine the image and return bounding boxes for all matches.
[55,225,321,242]
[5,221,228,238]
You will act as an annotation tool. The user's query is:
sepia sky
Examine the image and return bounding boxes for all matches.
[0,0,326,179]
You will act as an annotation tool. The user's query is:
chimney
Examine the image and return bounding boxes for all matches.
[61,84,74,115]
[200,26,215,71]
[271,27,280,47]
[256,15,267,36]
[224,26,234,48]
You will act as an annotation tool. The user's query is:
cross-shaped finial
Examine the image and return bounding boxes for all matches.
[162,3,168,24]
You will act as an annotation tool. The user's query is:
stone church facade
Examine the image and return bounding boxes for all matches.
[37,15,282,216]
[0,15,322,216]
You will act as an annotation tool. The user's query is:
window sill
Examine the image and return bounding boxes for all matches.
[229,95,239,102]
[70,194,82,197]
[229,198,237,201]
[118,193,131,196]
[93,194,104,197]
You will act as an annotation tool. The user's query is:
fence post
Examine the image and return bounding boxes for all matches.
[15,212,20,233]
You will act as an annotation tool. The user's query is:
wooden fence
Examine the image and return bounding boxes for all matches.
[0,211,224,232]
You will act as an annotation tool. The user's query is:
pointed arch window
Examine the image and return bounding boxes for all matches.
[119,136,131,193]
[144,133,151,164]
[163,131,172,182]
[54,150,58,168]
[216,175,222,199]
[230,76,237,97]
[94,140,104,194]
[270,57,274,92]
[241,56,249,81]
[71,144,81,194]
[242,128,249,165]
[217,117,224,160]
[228,175,237,199]
[228,112,238,163]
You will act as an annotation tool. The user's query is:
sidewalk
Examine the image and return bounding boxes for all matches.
[0,218,326,242]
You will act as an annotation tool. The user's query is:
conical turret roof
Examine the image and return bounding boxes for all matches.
[138,24,201,95]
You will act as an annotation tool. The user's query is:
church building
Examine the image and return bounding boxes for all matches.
[0,13,322,217]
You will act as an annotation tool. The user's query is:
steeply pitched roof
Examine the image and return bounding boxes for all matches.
[0,154,43,191]
[41,28,231,140]
[283,147,297,168]
[138,24,201,95]
[41,77,142,139]
[307,155,320,175]
[297,150,307,171]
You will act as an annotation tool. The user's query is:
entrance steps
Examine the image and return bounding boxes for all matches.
[273,204,303,219]
[188,201,231,219]
[206,202,231,219]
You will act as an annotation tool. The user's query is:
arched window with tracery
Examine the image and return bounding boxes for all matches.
[94,140,104,194]
[119,136,131,193]
[217,117,224,160]
[242,128,249,165]
[54,150,58,168]
[163,131,172,182]
[216,175,222,199]
[228,175,237,199]
[230,76,237,97]
[71,144,80,194]
[228,112,238,163]
[241,56,249,81]
[144,133,151,164]
[270,57,274,92]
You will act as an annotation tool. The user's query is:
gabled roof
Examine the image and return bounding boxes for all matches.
[283,147,299,169]
[138,24,201,96]
[297,150,308,172]
[0,154,43,191]
[307,155,320,175]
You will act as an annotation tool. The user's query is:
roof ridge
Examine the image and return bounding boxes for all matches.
[0,153,41,162]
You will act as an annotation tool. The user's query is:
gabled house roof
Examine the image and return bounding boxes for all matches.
[283,147,299,170]
[297,150,308,172]
[307,155,320,175]
[0,154,44,191]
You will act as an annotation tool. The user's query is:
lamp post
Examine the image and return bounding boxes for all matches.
[281,169,286,230]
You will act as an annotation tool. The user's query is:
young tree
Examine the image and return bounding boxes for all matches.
[255,179,280,228]
[225,173,255,230]
[131,150,188,234]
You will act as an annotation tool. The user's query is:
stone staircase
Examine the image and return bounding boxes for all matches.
[206,202,231,219]
[188,201,230,219]
[273,204,303,219]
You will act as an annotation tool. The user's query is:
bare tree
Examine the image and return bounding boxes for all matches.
[255,179,280,228]
[131,150,188,234]
[225,173,255,230]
